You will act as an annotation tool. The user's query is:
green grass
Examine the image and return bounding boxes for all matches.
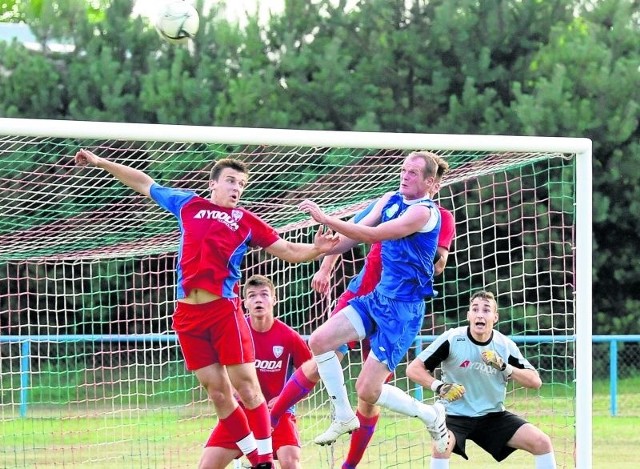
[1,405,637,468]
[1,375,638,467]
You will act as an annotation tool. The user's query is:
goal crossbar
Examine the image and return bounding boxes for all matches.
[0,118,592,468]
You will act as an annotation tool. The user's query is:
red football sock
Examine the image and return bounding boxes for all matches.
[245,402,273,464]
[343,410,380,469]
[270,368,317,426]
[213,406,260,466]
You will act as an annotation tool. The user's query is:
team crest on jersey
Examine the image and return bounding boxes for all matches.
[232,209,243,221]
[272,346,284,358]
[384,204,399,219]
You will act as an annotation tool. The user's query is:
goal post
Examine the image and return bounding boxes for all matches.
[0,117,591,468]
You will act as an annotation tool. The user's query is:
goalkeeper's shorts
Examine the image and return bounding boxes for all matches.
[446,411,527,462]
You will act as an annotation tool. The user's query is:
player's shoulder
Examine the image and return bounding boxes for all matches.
[440,326,467,342]
[151,183,198,198]
[448,326,468,339]
[232,205,270,224]
[491,329,517,347]
[380,191,398,204]
[272,318,301,337]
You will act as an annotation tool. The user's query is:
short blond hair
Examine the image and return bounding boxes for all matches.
[470,290,497,312]
[409,151,449,180]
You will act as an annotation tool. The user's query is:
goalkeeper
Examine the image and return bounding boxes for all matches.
[407,290,556,469]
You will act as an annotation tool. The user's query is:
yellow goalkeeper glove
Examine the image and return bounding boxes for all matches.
[481,350,513,378]
[439,382,465,402]
[430,380,465,402]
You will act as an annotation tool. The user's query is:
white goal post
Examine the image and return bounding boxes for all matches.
[0,117,591,468]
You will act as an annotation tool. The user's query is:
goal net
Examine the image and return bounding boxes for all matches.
[0,119,591,468]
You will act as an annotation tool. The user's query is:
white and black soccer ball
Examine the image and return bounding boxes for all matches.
[155,1,200,45]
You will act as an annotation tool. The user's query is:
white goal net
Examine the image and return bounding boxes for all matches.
[0,118,591,468]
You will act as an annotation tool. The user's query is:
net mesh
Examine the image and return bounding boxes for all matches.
[0,131,576,467]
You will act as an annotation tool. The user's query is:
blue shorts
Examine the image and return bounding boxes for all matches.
[348,290,425,371]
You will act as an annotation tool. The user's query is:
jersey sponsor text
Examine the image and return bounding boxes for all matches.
[193,209,240,230]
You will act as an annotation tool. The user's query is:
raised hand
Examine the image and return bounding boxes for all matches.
[298,199,328,224]
[482,350,513,378]
[74,148,101,167]
[313,225,339,253]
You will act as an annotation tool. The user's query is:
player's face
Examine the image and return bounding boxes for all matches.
[209,168,248,208]
[399,156,434,200]
[467,297,498,339]
[244,285,275,320]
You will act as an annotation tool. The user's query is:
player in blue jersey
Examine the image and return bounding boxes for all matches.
[298,151,451,453]
[407,290,556,468]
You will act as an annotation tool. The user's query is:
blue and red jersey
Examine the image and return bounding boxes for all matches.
[150,184,280,299]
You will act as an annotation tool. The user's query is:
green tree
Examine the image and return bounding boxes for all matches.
[511,0,640,333]
[0,0,638,334]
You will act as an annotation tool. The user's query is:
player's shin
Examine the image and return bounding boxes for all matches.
[343,409,380,468]
[375,384,436,422]
[245,403,273,464]
[271,368,317,426]
[314,351,355,421]
[215,406,260,465]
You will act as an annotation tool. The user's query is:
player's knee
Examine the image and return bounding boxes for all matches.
[521,426,553,454]
[356,398,378,416]
[235,385,262,408]
[205,386,232,409]
[277,447,301,469]
[308,332,329,354]
[532,431,554,454]
[301,360,320,381]
[355,380,380,404]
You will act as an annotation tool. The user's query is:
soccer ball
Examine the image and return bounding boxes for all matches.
[155,1,200,45]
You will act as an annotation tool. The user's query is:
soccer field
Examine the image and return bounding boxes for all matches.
[1,409,636,468]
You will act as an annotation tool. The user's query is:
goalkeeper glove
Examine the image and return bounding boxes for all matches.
[430,380,465,402]
[481,350,513,379]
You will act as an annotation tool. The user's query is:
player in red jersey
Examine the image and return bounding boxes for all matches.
[270,167,455,468]
[205,275,311,469]
[74,150,338,469]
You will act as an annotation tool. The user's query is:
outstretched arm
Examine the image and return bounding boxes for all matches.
[74,149,155,197]
[299,197,429,244]
[264,225,339,263]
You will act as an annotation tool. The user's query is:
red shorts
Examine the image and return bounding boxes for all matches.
[173,298,254,370]
[206,412,300,454]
